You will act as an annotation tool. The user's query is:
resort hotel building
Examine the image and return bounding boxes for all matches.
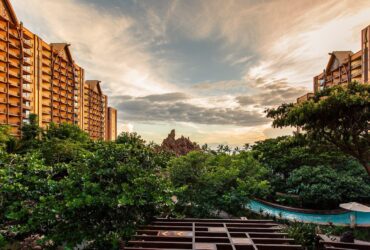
[297,24,370,103]
[0,0,117,140]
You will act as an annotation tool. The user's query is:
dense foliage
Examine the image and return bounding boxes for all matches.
[0,123,173,249]
[168,151,270,217]
[266,82,370,175]
[287,164,370,208]
[1,91,369,248]
[251,135,370,209]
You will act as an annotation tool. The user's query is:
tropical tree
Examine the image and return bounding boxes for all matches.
[266,82,370,175]
[0,135,173,248]
[168,151,270,217]
[44,122,90,143]
[18,114,41,152]
[287,163,370,209]
[0,125,11,150]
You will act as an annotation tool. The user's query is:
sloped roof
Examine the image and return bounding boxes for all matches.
[85,80,102,95]
[1,0,19,24]
[326,51,353,72]
[50,43,73,63]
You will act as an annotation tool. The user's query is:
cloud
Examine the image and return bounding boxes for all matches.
[114,93,269,127]
[11,0,370,146]
[12,0,179,98]
[138,92,188,102]
[236,80,308,107]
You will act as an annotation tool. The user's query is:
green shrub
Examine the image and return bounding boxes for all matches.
[0,141,173,249]
[168,151,270,217]
[287,165,370,209]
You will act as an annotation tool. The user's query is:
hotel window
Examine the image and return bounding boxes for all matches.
[24,57,31,63]
[24,110,30,118]
[23,75,31,81]
[23,83,31,90]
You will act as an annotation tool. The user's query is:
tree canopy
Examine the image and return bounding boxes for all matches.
[266,82,370,175]
[168,151,270,217]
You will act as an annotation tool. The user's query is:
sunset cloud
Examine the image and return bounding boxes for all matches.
[12,0,370,145]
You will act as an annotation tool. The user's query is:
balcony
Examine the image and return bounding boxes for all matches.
[8,70,20,78]
[42,92,51,99]
[23,49,33,57]
[8,50,20,59]
[8,122,21,127]
[9,101,20,107]
[23,84,32,92]
[351,61,362,70]
[42,110,51,115]
[297,93,314,104]
[0,55,7,62]
[23,75,32,83]
[42,60,51,67]
[8,41,20,50]
[42,85,51,91]
[42,68,52,75]
[22,104,31,110]
[8,29,19,39]
[8,77,20,87]
[23,39,32,48]
[8,90,20,97]
[42,75,50,83]
[23,57,32,66]
[0,75,6,83]
[42,53,51,60]
[23,94,32,101]
[23,66,32,75]
[9,60,20,69]
[0,35,7,42]
[9,111,21,117]
[351,70,362,78]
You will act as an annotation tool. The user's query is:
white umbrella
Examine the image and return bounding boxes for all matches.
[340,202,370,228]
[340,202,370,212]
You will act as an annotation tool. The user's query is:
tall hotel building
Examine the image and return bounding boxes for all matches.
[0,0,117,140]
[297,24,370,103]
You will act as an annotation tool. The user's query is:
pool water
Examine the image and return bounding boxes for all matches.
[247,200,370,226]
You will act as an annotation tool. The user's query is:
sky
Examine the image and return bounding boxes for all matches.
[12,0,370,147]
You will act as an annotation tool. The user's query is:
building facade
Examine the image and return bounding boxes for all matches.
[83,80,107,140]
[106,107,117,141]
[0,0,117,140]
[297,24,370,102]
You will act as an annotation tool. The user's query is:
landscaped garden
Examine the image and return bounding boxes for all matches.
[0,82,369,249]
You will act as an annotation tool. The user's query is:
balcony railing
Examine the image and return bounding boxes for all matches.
[23,39,32,48]
[297,93,314,104]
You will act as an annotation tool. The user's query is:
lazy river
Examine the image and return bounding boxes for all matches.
[247,200,370,226]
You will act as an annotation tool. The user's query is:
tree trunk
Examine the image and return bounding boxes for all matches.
[363,162,370,177]
[366,165,370,177]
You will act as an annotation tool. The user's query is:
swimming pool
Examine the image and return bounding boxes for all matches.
[247,200,370,226]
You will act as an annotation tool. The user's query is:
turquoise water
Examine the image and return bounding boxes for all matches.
[247,200,370,226]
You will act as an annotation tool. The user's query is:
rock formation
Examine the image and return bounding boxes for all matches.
[161,129,200,156]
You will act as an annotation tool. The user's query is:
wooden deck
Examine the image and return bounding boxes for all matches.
[126,218,303,250]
